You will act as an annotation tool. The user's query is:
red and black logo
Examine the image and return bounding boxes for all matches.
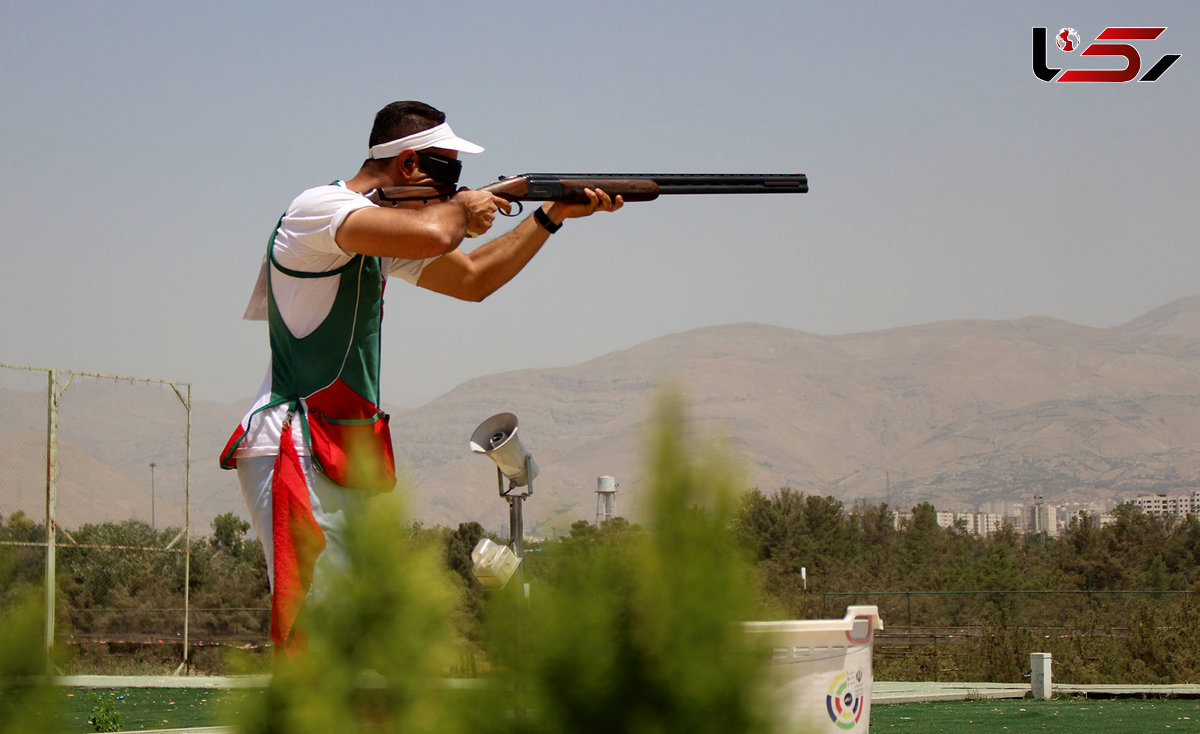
[1033,27,1180,82]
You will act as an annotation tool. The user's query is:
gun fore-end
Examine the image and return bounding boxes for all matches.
[482,176,661,203]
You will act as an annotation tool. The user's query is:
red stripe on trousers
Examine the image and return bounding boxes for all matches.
[270,426,327,660]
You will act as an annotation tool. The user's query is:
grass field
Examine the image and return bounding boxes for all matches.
[33,688,1200,732]
[52,687,262,732]
[871,696,1200,733]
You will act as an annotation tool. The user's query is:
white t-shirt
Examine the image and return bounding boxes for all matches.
[234,182,437,458]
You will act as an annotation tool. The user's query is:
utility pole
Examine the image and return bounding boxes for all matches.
[149,462,156,532]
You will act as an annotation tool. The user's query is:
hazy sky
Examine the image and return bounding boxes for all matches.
[2,1,1197,409]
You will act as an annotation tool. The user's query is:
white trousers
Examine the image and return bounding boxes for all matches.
[235,454,366,595]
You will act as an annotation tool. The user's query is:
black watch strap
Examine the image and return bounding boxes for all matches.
[533,206,562,234]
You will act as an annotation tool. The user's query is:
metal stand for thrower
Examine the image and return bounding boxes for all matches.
[496,455,532,721]
[497,455,533,558]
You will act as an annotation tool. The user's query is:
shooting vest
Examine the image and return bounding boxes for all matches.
[219,211,396,658]
[220,219,397,493]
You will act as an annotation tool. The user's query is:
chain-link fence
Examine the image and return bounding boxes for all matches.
[821,589,1195,631]
[0,364,194,672]
[823,588,1197,682]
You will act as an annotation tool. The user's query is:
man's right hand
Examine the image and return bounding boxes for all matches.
[454,189,512,238]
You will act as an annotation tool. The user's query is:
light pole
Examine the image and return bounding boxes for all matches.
[149,462,156,532]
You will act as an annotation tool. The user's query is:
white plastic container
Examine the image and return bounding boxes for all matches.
[744,605,884,733]
[470,538,520,590]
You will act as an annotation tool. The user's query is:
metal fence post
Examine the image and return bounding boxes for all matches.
[44,369,58,669]
[175,383,192,675]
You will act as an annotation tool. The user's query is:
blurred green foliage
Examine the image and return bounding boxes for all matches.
[232,489,469,734]
[230,390,780,734]
[0,564,63,734]
[476,391,775,734]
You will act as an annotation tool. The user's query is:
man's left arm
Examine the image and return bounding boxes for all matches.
[416,189,622,302]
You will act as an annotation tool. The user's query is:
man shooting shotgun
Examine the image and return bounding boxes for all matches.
[220,100,625,660]
[219,99,806,661]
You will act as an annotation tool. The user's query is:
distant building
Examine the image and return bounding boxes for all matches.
[1025,500,1058,537]
[1058,503,1111,531]
[933,511,1007,536]
[979,501,1015,516]
[909,498,1124,537]
[1130,491,1200,518]
[975,513,1006,535]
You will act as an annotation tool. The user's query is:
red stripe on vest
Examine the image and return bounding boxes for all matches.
[219,424,247,470]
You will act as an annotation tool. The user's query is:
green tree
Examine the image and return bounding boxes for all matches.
[899,502,944,588]
[210,512,252,558]
[0,512,45,612]
[846,500,899,586]
[445,521,485,584]
[480,391,776,734]
[568,519,597,539]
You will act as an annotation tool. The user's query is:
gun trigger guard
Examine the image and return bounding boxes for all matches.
[502,201,523,217]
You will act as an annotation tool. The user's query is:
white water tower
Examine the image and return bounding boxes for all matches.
[595,476,618,526]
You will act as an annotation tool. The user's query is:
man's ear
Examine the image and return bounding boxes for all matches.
[391,149,419,182]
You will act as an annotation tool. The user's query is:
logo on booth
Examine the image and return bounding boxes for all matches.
[825,670,865,729]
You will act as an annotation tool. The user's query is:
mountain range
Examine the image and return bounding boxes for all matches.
[4,296,1200,536]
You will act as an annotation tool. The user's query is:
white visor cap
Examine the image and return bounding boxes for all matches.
[368,122,484,159]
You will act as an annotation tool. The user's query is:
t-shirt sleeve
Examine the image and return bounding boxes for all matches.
[384,255,440,285]
[273,185,375,272]
[328,197,372,249]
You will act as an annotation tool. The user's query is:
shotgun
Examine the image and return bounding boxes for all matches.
[365,172,808,213]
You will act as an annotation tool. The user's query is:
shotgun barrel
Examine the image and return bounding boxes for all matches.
[509,173,808,196]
